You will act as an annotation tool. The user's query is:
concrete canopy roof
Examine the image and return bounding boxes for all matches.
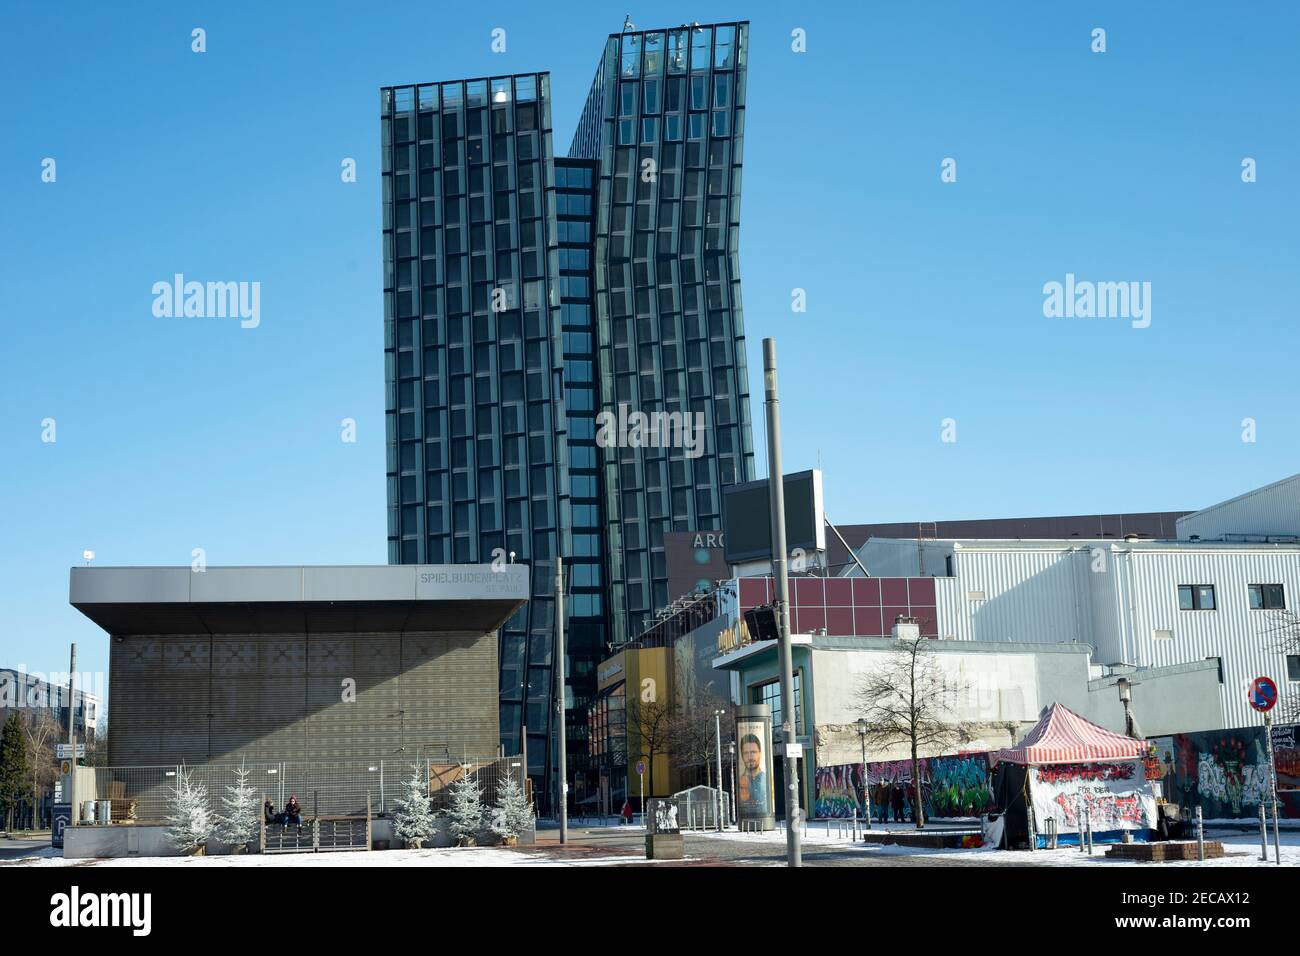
[69,564,530,635]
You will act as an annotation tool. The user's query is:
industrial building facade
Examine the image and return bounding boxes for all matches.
[853,474,1300,728]
[0,668,99,741]
[70,565,527,766]
[380,21,756,802]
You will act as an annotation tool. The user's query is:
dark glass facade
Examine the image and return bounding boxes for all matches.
[570,23,756,644]
[382,21,754,808]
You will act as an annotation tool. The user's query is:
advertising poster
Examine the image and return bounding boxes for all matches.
[1030,760,1155,835]
[735,709,774,829]
[1272,723,1300,792]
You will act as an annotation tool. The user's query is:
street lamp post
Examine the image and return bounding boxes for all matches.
[555,557,568,844]
[714,709,726,831]
[1117,677,1136,844]
[1117,677,1135,739]
[855,718,872,829]
[763,337,802,867]
[728,741,737,825]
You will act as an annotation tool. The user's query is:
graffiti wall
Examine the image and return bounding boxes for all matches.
[1149,723,1300,820]
[812,763,864,820]
[929,754,995,817]
[813,753,992,820]
[1030,760,1155,835]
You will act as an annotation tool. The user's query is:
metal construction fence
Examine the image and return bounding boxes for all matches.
[78,755,524,823]
[673,785,730,830]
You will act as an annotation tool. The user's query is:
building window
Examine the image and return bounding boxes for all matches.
[1288,656,1300,681]
[1177,584,1216,611]
[750,672,803,736]
[1248,584,1286,610]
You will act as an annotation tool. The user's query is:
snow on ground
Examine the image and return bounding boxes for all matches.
[700,823,1300,866]
[6,822,1295,867]
[0,845,673,868]
[704,820,978,846]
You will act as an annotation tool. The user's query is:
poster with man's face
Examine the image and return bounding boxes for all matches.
[736,717,773,821]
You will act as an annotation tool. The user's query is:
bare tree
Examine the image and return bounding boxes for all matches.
[625,697,676,800]
[855,636,971,828]
[24,713,61,828]
[84,705,107,767]
[668,694,734,789]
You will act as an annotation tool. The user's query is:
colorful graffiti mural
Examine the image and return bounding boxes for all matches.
[1033,760,1154,832]
[812,763,864,819]
[1150,723,1300,820]
[929,755,994,817]
[813,753,992,820]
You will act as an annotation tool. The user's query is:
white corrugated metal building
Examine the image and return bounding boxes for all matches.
[1176,472,1300,542]
[847,476,1300,730]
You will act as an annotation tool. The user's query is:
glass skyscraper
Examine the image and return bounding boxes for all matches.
[381,21,754,806]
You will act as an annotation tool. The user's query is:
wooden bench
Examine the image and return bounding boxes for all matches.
[259,801,372,854]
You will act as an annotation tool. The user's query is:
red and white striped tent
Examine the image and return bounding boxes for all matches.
[990,703,1146,766]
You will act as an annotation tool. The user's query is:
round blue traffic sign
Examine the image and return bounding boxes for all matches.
[1249,676,1278,712]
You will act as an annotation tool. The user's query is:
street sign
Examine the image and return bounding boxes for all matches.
[56,743,85,759]
[635,760,645,776]
[51,804,71,848]
[59,759,72,775]
[1249,676,1278,713]
[780,742,804,759]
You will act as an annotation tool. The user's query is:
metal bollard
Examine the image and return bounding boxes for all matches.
[1259,803,1268,862]
[1196,806,1205,862]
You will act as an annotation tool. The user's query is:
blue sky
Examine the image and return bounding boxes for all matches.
[2,1,1297,683]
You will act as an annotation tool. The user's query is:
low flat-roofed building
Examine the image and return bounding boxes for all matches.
[70,564,528,766]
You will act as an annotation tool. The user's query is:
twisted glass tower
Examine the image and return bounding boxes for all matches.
[381,21,754,806]
[570,22,756,647]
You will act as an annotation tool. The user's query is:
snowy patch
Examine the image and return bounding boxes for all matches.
[1,845,682,868]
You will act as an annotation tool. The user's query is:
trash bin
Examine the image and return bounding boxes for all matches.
[81,800,97,824]
[97,800,112,825]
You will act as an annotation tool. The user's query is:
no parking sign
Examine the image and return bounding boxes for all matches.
[1249,676,1278,713]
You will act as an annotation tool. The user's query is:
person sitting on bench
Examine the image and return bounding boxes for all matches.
[284,795,303,831]
[264,796,281,827]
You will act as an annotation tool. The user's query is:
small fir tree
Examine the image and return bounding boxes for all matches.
[491,769,533,845]
[215,762,259,851]
[392,763,436,849]
[0,714,32,832]
[166,767,214,853]
[447,767,485,846]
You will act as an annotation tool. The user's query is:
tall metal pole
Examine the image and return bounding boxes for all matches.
[763,338,802,867]
[67,644,77,824]
[714,710,725,831]
[512,728,522,816]
[1264,712,1281,865]
[859,730,872,829]
[729,743,737,826]
[555,557,568,844]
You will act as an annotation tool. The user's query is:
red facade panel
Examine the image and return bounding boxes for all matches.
[881,578,909,606]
